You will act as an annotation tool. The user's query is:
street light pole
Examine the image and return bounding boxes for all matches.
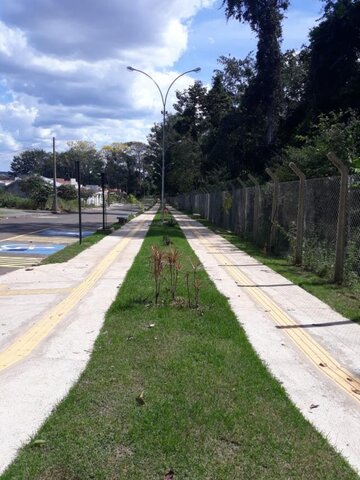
[127,66,201,222]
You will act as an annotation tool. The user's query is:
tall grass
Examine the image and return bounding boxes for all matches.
[0,191,35,210]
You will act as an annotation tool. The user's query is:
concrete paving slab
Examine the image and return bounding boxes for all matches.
[172,209,360,475]
[0,207,157,474]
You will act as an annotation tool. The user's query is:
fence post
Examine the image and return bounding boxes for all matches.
[265,168,279,252]
[248,174,260,244]
[239,180,247,236]
[327,152,349,284]
[289,162,306,265]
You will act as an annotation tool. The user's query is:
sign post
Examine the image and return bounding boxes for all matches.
[75,161,82,244]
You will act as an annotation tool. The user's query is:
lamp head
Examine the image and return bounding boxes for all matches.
[193,67,201,73]
[127,66,135,71]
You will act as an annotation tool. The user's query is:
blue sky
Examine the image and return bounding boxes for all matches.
[0,0,324,171]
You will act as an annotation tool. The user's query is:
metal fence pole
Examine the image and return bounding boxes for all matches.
[289,162,306,265]
[239,180,247,236]
[248,174,260,244]
[265,168,279,252]
[327,152,349,284]
[206,192,210,220]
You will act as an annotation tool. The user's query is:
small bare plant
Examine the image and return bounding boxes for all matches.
[190,257,202,308]
[186,272,191,307]
[167,247,180,300]
[150,245,164,305]
[194,278,202,308]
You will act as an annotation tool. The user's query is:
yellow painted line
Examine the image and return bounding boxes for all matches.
[185,220,360,403]
[0,228,48,242]
[0,287,72,297]
[0,256,42,268]
[0,219,146,372]
[10,235,76,244]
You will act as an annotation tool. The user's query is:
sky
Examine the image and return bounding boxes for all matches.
[0,0,324,171]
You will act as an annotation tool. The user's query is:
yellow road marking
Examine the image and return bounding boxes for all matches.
[0,228,48,242]
[10,235,76,244]
[0,220,146,372]
[185,220,360,403]
[0,256,42,268]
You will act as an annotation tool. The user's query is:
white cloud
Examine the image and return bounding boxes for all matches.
[0,0,216,169]
[0,0,318,171]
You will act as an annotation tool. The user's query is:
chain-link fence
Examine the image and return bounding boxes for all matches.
[172,172,360,286]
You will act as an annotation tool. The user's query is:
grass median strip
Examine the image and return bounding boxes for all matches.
[2,216,357,479]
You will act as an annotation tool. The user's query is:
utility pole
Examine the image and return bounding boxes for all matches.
[101,172,106,230]
[52,136,58,213]
[75,160,82,244]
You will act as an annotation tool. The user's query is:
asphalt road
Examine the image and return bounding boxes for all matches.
[0,204,142,275]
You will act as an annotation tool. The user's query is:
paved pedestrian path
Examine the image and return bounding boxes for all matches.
[0,207,156,474]
[171,209,360,475]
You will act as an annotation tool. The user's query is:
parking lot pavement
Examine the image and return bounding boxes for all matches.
[0,203,144,274]
[0,228,94,272]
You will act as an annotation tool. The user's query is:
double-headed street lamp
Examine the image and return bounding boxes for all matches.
[127,65,201,222]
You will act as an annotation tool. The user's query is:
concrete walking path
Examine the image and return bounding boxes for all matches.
[172,209,360,475]
[0,207,156,474]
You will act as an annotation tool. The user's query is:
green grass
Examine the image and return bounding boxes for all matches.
[2,216,358,479]
[192,216,360,324]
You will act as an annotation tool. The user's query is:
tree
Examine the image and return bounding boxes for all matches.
[278,47,310,145]
[66,141,104,185]
[213,53,255,108]
[307,0,360,116]
[80,188,93,201]
[57,184,77,200]
[223,0,289,147]
[276,109,360,180]
[101,143,132,192]
[123,142,149,195]
[11,149,50,176]
[19,175,52,209]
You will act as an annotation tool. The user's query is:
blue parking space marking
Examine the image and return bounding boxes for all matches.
[39,229,93,238]
[0,242,65,255]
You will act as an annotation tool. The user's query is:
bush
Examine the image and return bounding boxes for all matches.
[19,175,52,209]
[0,191,35,209]
[127,193,139,204]
[80,187,93,201]
[58,184,77,200]
[277,109,360,180]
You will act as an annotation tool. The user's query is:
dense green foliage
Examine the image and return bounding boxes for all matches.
[10,141,153,197]
[10,149,50,176]
[19,175,52,209]
[57,184,77,200]
[145,0,360,195]
[0,190,35,209]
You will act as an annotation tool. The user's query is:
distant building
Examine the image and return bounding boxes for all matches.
[41,176,79,189]
[4,178,25,197]
[0,173,15,190]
